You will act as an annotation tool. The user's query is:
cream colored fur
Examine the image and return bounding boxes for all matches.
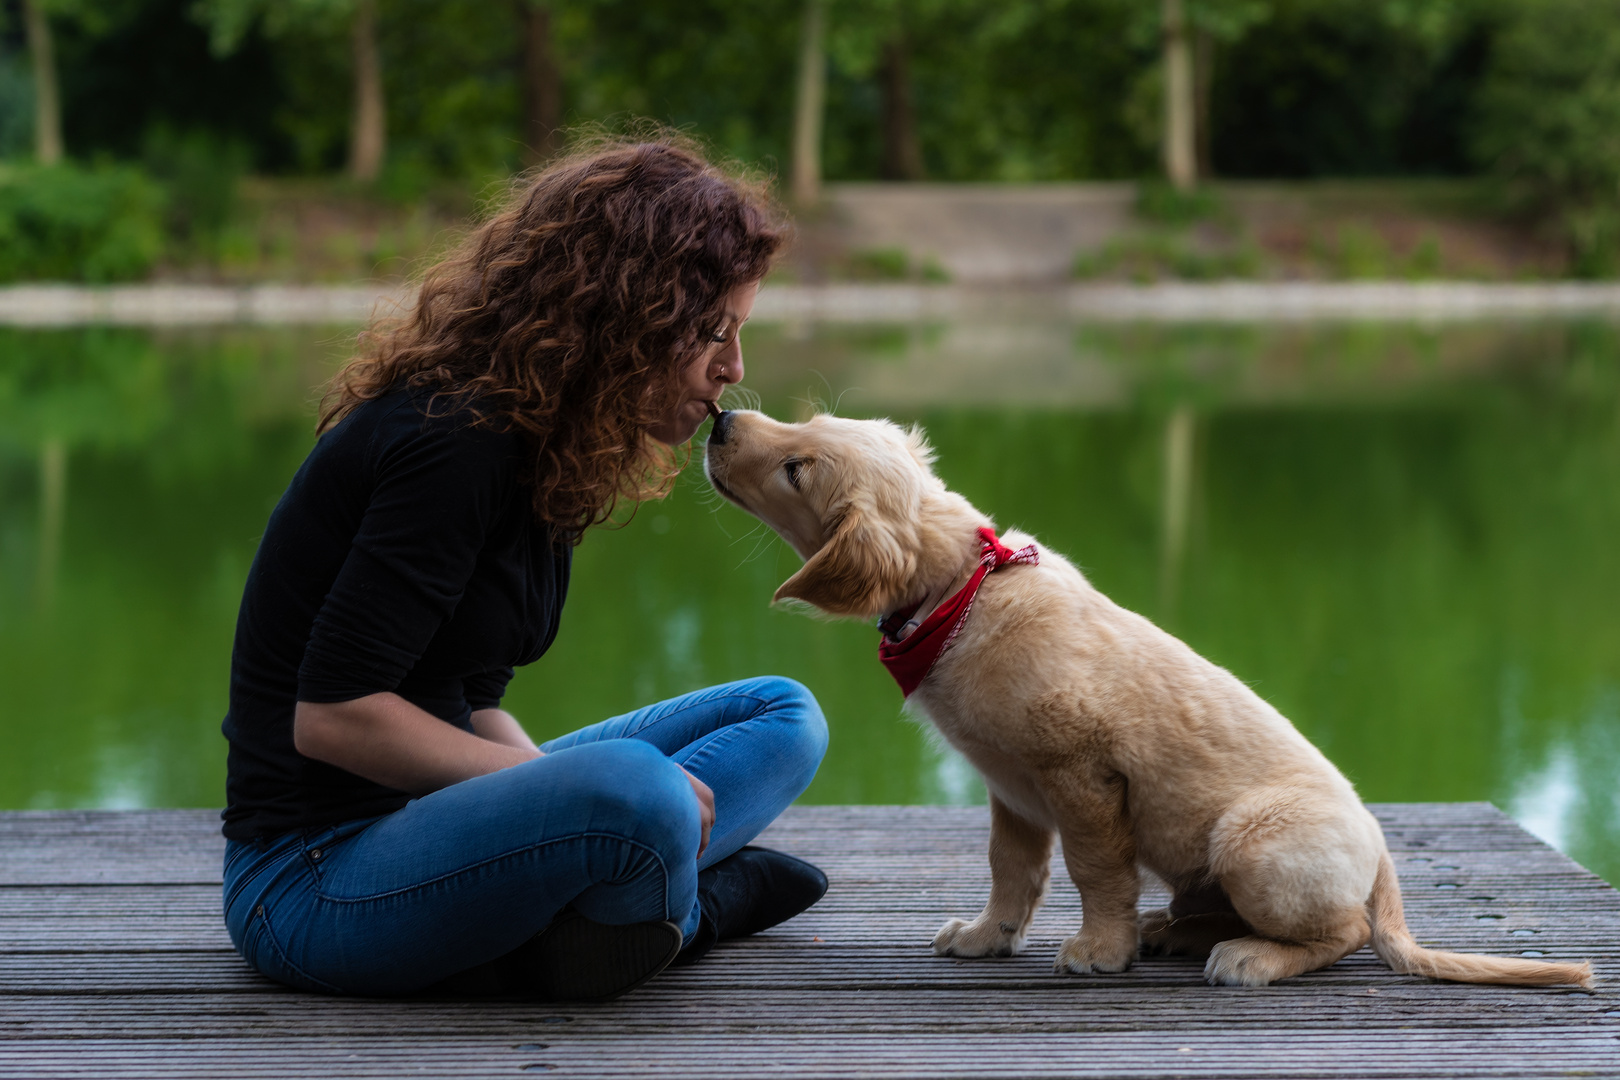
[705,410,1593,989]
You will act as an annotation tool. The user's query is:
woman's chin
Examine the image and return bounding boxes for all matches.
[647,412,704,446]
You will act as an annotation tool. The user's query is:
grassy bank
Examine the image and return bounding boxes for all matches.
[1067,181,1567,285]
[0,166,1590,285]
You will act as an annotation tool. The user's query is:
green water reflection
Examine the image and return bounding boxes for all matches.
[1,320,1616,881]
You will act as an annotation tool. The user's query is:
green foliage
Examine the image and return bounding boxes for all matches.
[193,0,359,55]
[2,0,1619,280]
[1072,231,1261,282]
[838,246,950,282]
[0,162,165,282]
[1211,0,1488,177]
[1320,223,1456,282]
[878,0,1153,181]
[846,247,909,280]
[1315,223,1392,279]
[1135,180,1224,225]
[1473,0,1620,276]
[141,127,248,250]
[0,51,32,159]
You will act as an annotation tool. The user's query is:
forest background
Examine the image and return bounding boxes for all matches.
[3,0,1620,283]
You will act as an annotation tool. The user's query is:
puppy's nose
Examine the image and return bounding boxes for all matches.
[708,410,733,446]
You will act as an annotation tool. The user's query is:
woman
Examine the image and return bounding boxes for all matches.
[219,138,830,1000]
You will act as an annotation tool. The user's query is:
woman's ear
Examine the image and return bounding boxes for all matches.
[773,505,916,617]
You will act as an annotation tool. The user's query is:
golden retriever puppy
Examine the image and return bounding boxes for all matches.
[705,409,1593,988]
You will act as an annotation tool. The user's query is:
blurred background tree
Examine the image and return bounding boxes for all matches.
[194,0,386,181]
[2,0,1498,185]
[1472,0,1620,276]
[1,0,1618,276]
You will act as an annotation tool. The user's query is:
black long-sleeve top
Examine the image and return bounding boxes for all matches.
[221,386,571,841]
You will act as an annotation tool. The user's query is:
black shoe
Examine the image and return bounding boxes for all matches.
[434,913,683,1001]
[673,846,828,966]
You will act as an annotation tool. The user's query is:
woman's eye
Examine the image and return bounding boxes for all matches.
[709,329,729,344]
[784,460,802,489]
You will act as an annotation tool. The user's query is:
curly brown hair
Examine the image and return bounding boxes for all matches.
[319,135,788,538]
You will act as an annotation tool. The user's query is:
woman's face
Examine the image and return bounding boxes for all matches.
[647,281,759,446]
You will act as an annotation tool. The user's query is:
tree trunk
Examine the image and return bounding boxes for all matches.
[878,35,924,181]
[520,1,562,165]
[1194,27,1214,181]
[35,438,65,611]
[1158,405,1194,622]
[348,0,386,183]
[1161,0,1195,191]
[791,0,826,206]
[22,0,63,165]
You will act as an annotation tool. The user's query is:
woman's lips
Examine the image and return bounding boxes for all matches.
[705,400,723,420]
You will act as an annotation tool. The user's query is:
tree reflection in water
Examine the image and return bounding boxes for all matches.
[0,319,1616,882]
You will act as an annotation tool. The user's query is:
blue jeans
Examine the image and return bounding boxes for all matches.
[222,676,827,996]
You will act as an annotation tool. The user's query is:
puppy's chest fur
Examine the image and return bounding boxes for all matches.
[904,548,1112,829]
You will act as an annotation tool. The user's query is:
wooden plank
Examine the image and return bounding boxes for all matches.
[1,804,1617,1079]
[5,1031,1620,1079]
[0,803,1596,886]
[2,984,1611,1038]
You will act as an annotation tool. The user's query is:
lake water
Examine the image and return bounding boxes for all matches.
[2,318,1617,881]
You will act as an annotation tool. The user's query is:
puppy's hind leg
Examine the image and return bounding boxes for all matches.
[1202,789,1378,986]
[1204,914,1370,988]
[1139,879,1253,960]
[934,795,1055,958]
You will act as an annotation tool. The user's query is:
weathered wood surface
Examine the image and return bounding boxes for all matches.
[2,803,1617,1078]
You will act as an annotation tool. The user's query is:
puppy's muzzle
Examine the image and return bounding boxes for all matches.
[708,410,734,447]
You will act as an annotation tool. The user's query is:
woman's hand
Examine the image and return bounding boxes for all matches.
[681,767,715,858]
[295,693,541,795]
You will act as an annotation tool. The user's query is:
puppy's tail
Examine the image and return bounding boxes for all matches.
[1366,849,1593,988]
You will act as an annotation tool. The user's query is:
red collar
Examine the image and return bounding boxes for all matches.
[877,527,1039,697]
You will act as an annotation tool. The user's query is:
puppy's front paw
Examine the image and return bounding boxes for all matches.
[932,916,1026,958]
[1054,925,1137,975]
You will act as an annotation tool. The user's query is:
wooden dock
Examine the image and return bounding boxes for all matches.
[2,803,1617,1078]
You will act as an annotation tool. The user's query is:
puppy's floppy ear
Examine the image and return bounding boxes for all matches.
[774,504,916,617]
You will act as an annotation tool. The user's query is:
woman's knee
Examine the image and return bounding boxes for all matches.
[553,738,702,854]
[740,675,829,787]
[768,675,829,763]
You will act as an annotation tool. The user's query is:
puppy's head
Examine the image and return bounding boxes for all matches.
[704,410,943,618]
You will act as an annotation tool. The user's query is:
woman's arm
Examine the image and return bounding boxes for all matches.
[295,693,539,795]
[296,694,716,853]
[469,707,539,752]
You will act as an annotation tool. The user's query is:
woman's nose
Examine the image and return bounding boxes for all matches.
[717,341,744,385]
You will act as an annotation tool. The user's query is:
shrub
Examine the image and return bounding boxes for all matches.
[1473,0,1620,276]
[1135,181,1222,226]
[840,247,951,283]
[141,128,248,253]
[0,162,166,283]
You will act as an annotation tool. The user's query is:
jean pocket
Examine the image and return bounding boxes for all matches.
[239,905,343,995]
[300,815,385,882]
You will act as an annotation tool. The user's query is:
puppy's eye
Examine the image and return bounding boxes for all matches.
[784,459,803,490]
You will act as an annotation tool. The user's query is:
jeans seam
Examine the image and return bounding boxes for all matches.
[223,844,297,917]
[308,831,679,909]
[254,906,345,995]
[626,691,773,739]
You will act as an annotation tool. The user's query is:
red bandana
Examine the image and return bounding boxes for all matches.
[877,527,1039,697]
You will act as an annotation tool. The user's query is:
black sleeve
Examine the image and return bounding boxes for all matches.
[464,666,516,712]
[296,417,515,704]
